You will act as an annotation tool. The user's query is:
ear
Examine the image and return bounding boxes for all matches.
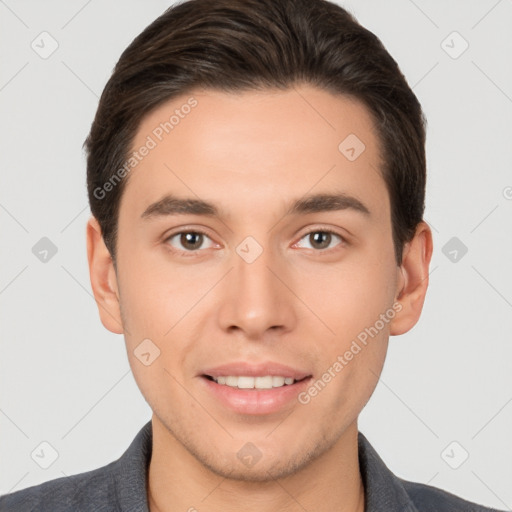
[86,216,124,334]
[389,221,433,336]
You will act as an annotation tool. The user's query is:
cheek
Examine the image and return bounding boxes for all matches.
[301,317,389,422]
[300,260,396,340]
[293,250,396,409]
[116,246,205,335]
[115,251,210,380]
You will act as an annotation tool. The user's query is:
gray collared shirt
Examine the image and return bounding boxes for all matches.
[0,420,505,511]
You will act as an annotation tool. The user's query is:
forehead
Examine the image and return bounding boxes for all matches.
[121,85,387,220]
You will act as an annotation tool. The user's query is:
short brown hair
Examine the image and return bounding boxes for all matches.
[85,0,427,265]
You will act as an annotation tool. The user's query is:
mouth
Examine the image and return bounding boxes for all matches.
[202,374,310,389]
[199,364,313,415]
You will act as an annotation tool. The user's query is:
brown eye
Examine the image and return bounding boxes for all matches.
[166,231,214,252]
[295,230,344,251]
[309,232,332,249]
[180,232,203,250]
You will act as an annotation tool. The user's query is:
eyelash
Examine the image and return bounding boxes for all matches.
[163,229,217,257]
[293,228,347,252]
[163,227,347,257]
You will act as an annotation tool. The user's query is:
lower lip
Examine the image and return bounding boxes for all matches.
[200,376,312,415]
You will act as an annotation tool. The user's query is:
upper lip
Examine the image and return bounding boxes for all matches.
[201,361,311,380]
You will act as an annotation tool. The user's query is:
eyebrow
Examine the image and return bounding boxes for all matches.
[140,192,370,220]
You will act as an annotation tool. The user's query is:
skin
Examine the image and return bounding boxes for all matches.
[87,84,432,512]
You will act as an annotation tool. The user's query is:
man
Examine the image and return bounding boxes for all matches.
[0,0,505,510]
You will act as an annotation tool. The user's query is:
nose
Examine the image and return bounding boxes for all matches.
[217,240,297,340]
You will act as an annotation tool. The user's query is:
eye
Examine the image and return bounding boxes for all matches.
[165,230,216,253]
[294,229,345,251]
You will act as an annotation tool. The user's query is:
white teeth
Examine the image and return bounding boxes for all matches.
[272,376,285,387]
[225,376,238,387]
[211,375,298,389]
[237,376,255,389]
[255,376,273,389]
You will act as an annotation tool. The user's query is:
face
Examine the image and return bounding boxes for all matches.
[105,85,406,481]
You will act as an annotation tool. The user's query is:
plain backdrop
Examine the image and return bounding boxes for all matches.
[0,0,511,509]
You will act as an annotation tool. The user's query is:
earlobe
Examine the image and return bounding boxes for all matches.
[86,216,124,334]
[389,221,433,336]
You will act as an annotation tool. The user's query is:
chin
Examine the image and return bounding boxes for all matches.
[199,454,307,483]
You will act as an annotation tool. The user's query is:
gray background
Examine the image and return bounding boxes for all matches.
[1,0,511,509]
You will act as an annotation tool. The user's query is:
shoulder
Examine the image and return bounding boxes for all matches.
[0,421,152,511]
[400,477,505,512]
[0,460,119,512]
[357,430,505,512]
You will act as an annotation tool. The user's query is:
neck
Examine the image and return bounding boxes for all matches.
[147,416,365,512]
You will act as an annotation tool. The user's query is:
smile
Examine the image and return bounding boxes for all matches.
[206,375,304,389]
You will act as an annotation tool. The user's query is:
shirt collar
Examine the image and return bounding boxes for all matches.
[358,431,419,512]
[111,420,418,512]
